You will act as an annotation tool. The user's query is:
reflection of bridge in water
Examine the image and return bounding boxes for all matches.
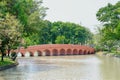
[17,44,95,57]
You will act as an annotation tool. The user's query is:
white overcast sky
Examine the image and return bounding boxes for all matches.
[43,0,119,33]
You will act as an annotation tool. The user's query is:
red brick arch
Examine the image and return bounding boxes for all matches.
[79,50,82,55]
[52,49,58,56]
[37,50,42,56]
[73,49,78,55]
[44,49,51,56]
[60,49,65,55]
[66,49,72,55]
[17,44,95,57]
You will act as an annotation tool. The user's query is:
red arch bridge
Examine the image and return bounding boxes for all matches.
[16,44,95,57]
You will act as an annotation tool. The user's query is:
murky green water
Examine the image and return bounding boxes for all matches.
[0,55,120,80]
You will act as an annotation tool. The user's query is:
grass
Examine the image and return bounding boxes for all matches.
[0,57,15,67]
[96,51,120,58]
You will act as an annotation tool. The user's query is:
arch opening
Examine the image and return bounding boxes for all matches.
[52,49,58,56]
[44,49,51,56]
[37,50,42,56]
[84,50,86,55]
[24,52,30,57]
[79,50,82,55]
[60,49,65,56]
[34,51,42,57]
[73,49,78,55]
[24,51,33,57]
[87,51,90,54]
[17,52,22,57]
[29,52,33,57]
[66,49,72,55]
[91,51,94,54]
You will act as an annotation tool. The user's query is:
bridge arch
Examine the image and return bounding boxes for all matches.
[44,49,51,56]
[34,50,42,56]
[37,50,42,56]
[24,51,30,57]
[91,51,94,54]
[66,49,72,55]
[60,49,65,55]
[17,52,22,57]
[79,50,82,55]
[73,49,78,55]
[87,51,90,54]
[24,51,33,57]
[52,49,58,56]
[21,53,24,57]
[83,50,87,55]
[29,52,33,57]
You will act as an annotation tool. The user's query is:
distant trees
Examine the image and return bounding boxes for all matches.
[23,20,93,45]
[36,21,93,45]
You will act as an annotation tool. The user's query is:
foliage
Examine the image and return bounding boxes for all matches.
[96,2,120,28]
[37,21,93,45]
[0,13,23,61]
[55,36,66,44]
[0,0,47,34]
[0,0,48,45]
[96,1,120,52]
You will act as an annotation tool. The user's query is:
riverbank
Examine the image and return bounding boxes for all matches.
[96,51,120,58]
[0,58,18,71]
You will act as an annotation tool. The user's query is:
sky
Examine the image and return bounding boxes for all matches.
[43,0,119,33]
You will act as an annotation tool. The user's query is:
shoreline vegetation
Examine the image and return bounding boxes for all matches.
[0,57,18,71]
[96,51,120,58]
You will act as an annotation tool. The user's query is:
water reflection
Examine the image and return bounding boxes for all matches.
[98,56,120,80]
[0,55,120,80]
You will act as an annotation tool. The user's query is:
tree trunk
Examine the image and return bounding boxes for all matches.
[108,46,111,52]
[8,49,11,57]
[1,47,5,61]
[1,53,4,61]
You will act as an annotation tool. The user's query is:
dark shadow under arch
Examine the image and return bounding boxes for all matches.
[37,50,42,56]
[22,53,24,57]
[66,49,72,55]
[79,50,82,55]
[73,49,78,55]
[44,49,51,56]
[60,49,65,56]
[84,50,86,55]
[52,49,58,56]
[29,52,33,57]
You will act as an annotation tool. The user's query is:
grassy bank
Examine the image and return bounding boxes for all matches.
[96,51,120,58]
[0,57,15,67]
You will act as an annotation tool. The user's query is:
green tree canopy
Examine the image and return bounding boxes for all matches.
[0,13,23,61]
[96,1,120,52]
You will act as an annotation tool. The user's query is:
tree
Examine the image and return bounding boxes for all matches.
[0,0,48,46]
[96,1,120,52]
[96,2,120,28]
[0,13,23,61]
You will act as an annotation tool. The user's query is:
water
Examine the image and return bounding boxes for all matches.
[0,55,120,80]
